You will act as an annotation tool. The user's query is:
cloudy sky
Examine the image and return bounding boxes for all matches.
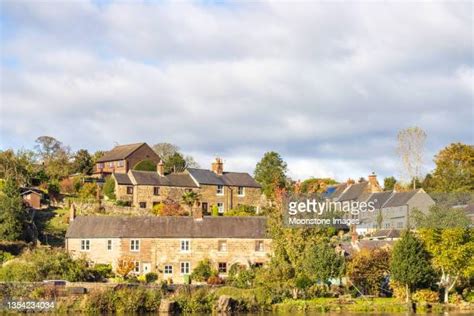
[0,1,472,182]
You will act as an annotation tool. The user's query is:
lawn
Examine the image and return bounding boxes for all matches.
[34,207,69,247]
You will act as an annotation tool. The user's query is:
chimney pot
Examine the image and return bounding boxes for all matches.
[157,160,165,176]
[211,157,224,175]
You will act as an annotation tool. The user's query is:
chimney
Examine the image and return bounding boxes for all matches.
[368,172,382,192]
[211,157,224,175]
[69,203,76,222]
[157,160,165,176]
[193,202,203,221]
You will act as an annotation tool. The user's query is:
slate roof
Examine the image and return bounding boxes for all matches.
[66,216,268,239]
[383,190,420,208]
[187,168,261,188]
[97,143,147,162]
[326,183,348,200]
[337,182,369,201]
[114,173,133,185]
[130,170,198,188]
[341,240,394,256]
[371,229,401,239]
[366,191,394,209]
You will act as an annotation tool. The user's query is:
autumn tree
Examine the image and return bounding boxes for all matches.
[299,178,338,194]
[116,256,136,279]
[431,143,474,192]
[390,232,435,303]
[254,151,288,198]
[397,127,427,189]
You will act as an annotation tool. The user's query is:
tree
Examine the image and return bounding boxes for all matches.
[300,178,338,194]
[103,177,116,200]
[347,248,391,296]
[72,149,93,175]
[0,178,30,241]
[397,127,427,189]
[34,136,71,180]
[78,183,97,200]
[133,159,156,171]
[383,176,397,191]
[390,232,434,303]
[0,149,36,186]
[431,143,474,192]
[303,242,345,285]
[152,143,199,173]
[152,143,180,162]
[116,256,136,279]
[181,191,200,215]
[254,151,288,198]
[412,205,473,303]
[165,152,187,173]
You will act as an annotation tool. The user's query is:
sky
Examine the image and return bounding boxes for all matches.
[0,0,473,182]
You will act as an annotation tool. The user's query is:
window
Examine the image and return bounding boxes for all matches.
[217,202,224,214]
[97,163,104,169]
[180,240,190,252]
[134,261,140,273]
[218,240,227,252]
[180,262,190,275]
[218,262,227,273]
[237,186,245,196]
[216,185,224,195]
[126,186,133,194]
[107,239,112,251]
[139,202,146,208]
[130,239,140,251]
[164,265,173,275]
[81,239,90,251]
[153,187,160,196]
[254,262,263,268]
[117,160,124,167]
[108,162,114,168]
[255,240,264,252]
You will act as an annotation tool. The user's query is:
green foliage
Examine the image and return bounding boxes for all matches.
[78,182,97,199]
[174,287,215,313]
[347,248,391,296]
[191,259,212,282]
[303,242,345,284]
[412,289,439,303]
[47,180,61,202]
[0,250,14,264]
[0,248,90,282]
[412,205,470,229]
[383,176,397,190]
[103,177,116,200]
[299,178,338,194]
[133,159,156,171]
[390,232,435,300]
[89,263,113,281]
[227,264,258,288]
[0,149,36,186]
[225,204,256,216]
[115,200,131,207]
[82,287,161,313]
[181,190,200,208]
[145,272,158,283]
[164,152,187,173]
[211,205,219,216]
[254,151,288,198]
[72,149,93,175]
[0,178,30,241]
[431,143,474,192]
[35,136,71,180]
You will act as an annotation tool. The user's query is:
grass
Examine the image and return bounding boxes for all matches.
[34,207,69,247]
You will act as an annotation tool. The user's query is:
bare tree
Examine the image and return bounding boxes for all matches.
[397,127,427,190]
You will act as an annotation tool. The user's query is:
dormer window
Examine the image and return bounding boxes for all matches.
[216,185,224,195]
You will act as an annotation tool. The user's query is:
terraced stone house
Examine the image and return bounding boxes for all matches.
[112,158,263,214]
[66,214,272,283]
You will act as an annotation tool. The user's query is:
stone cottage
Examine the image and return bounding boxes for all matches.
[65,213,271,283]
[112,158,263,214]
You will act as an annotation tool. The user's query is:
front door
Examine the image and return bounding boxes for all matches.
[142,262,151,274]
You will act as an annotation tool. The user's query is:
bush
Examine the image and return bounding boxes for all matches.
[191,259,212,282]
[116,200,131,207]
[211,205,219,217]
[153,200,187,216]
[82,287,161,313]
[207,275,224,285]
[103,177,116,200]
[89,263,113,281]
[78,183,97,200]
[413,289,439,303]
[227,264,257,288]
[145,272,158,283]
[225,204,257,216]
[448,293,463,304]
[0,250,14,264]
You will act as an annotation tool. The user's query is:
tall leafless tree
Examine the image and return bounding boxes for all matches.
[397,127,427,189]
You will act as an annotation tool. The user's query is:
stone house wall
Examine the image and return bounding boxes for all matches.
[133,186,199,209]
[66,237,272,283]
[95,144,160,174]
[198,185,262,214]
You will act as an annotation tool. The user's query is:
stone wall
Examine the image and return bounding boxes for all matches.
[199,185,262,213]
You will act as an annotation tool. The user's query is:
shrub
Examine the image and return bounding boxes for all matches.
[103,177,116,200]
[413,289,439,303]
[145,272,158,283]
[89,263,113,281]
[207,275,224,285]
[191,259,212,282]
[227,264,257,288]
[211,205,219,217]
[78,183,97,199]
[116,256,136,279]
[0,250,14,264]
[154,200,187,216]
[225,204,256,216]
[115,200,131,207]
[59,178,75,194]
[448,293,463,304]
[390,280,407,302]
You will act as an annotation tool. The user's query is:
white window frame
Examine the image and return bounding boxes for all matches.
[117,160,124,167]
[108,161,114,168]
[130,239,140,252]
[164,264,173,276]
[180,239,190,252]
[107,239,112,251]
[237,186,245,196]
[133,261,140,273]
[217,202,224,214]
[97,163,104,169]
[218,240,227,252]
[216,185,224,196]
[180,262,190,275]
[81,239,90,251]
[255,240,264,252]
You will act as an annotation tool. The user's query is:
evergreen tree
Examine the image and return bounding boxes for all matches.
[0,178,29,241]
[254,151,288,198]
